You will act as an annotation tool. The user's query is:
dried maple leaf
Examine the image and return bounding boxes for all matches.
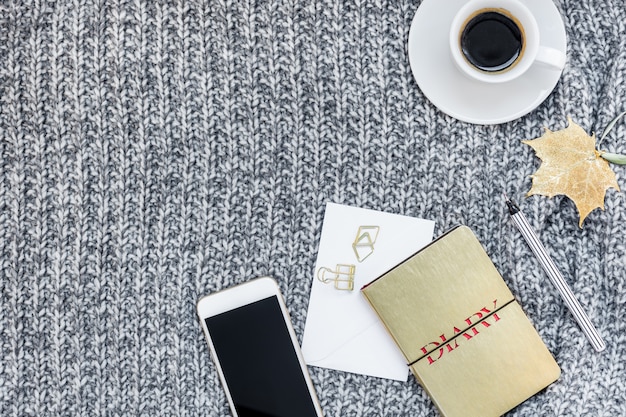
[523,117,620,227]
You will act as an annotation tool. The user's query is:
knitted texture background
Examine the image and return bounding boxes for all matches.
[1,0,625,415]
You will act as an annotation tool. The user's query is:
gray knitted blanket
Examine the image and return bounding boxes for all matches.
[1,0,625,415]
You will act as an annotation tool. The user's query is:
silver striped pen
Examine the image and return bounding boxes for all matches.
[505,197,606,352]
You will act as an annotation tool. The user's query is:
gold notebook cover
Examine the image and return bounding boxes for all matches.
[361,225,560,417]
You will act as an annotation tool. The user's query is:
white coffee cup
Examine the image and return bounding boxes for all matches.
[449,0,566,83]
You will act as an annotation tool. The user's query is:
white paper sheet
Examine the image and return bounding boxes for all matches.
[302,202,435,381]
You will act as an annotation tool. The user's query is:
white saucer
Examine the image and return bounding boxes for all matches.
[408,0,567,125]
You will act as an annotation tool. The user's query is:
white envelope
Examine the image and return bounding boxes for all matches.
[302,203,435,381]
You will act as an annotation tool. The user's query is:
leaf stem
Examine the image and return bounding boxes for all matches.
[597,111,626,164]
[598,109,626,147]
[600,152,626,165]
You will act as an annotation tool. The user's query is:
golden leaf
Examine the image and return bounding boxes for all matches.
[523,117,620,227]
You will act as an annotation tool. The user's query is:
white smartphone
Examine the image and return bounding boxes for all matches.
[197,276,324,417]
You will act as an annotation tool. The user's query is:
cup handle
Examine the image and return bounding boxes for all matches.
[535,46,566,70]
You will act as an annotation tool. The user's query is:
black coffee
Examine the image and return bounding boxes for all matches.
[460,10,523,72]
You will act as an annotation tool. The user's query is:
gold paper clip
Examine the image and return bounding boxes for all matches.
[352,226,380,262]
[317,264,356,291]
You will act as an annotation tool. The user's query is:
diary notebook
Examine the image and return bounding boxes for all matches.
[361,226,560,417]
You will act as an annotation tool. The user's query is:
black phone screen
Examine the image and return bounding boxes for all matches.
[205,296,320,417]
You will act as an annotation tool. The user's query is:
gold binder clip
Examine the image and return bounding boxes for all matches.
[352,226,380,262]
[317,264,356,291]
